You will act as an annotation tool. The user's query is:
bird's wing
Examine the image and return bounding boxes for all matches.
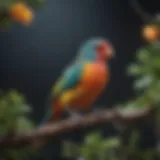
[51,62,84,99]
[40,62,84,125]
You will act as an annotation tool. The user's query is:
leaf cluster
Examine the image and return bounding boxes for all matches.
[126,42,160,107]
[63,132,120,160]
[0,89,35,160]
[63,130,160,160]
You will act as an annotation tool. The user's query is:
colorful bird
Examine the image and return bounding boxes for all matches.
[41,37,115,125]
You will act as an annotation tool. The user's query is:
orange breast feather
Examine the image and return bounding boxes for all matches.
[63,62,109,110]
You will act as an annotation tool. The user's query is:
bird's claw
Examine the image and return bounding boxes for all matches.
[65,106,82,120]
[70,111,83,121]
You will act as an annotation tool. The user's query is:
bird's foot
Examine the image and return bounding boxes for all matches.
[70,111,82,120]
[65,106,83,120]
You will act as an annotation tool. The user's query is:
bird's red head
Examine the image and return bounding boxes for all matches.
[96,41,114,61]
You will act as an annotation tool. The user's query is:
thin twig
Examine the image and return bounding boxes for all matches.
[130,0,152,22]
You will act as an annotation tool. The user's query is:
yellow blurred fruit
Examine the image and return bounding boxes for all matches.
[142,25,159,41]
[9,2,34,25]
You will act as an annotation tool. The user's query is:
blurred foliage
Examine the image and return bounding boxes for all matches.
[26,0,46,9]
[0,0,46,29]
[127,41,160,108]
[63,131,160,160]
[0,147,37,160]
[62,132,120,160]
[0,89,35,160]
[62,18,160,160]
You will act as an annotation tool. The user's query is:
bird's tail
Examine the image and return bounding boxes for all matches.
[39,107,52,126]
[50,101,63,121]
[35,97,64,148]
[39,99,63,126]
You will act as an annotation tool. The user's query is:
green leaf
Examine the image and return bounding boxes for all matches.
[0,13,13,29]
[129,131,140,150]
[16,117,34,132]
[134,75,153,90]
[0,90,36,160]
[26,0,46,9]
[0,89,33,133]
[143,149,155,160]
[62,141,80,158]
[84,132,102,147]
[0,0,15,8]
[102,138,120,149]
[127,63,144,76]
[136,48,151,62]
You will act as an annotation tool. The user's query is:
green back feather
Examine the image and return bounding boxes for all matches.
[52,62,84,98]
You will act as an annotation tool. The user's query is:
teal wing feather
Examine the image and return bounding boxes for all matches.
[52,62,84,97]
[40,62,84,125]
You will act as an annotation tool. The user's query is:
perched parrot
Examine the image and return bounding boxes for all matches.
[41,37,115,125]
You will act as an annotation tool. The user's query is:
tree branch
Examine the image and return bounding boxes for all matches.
[0,106,156,148]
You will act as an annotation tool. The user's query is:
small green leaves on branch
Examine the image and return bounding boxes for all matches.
[0,90,34,160]
[0,90,34,135]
